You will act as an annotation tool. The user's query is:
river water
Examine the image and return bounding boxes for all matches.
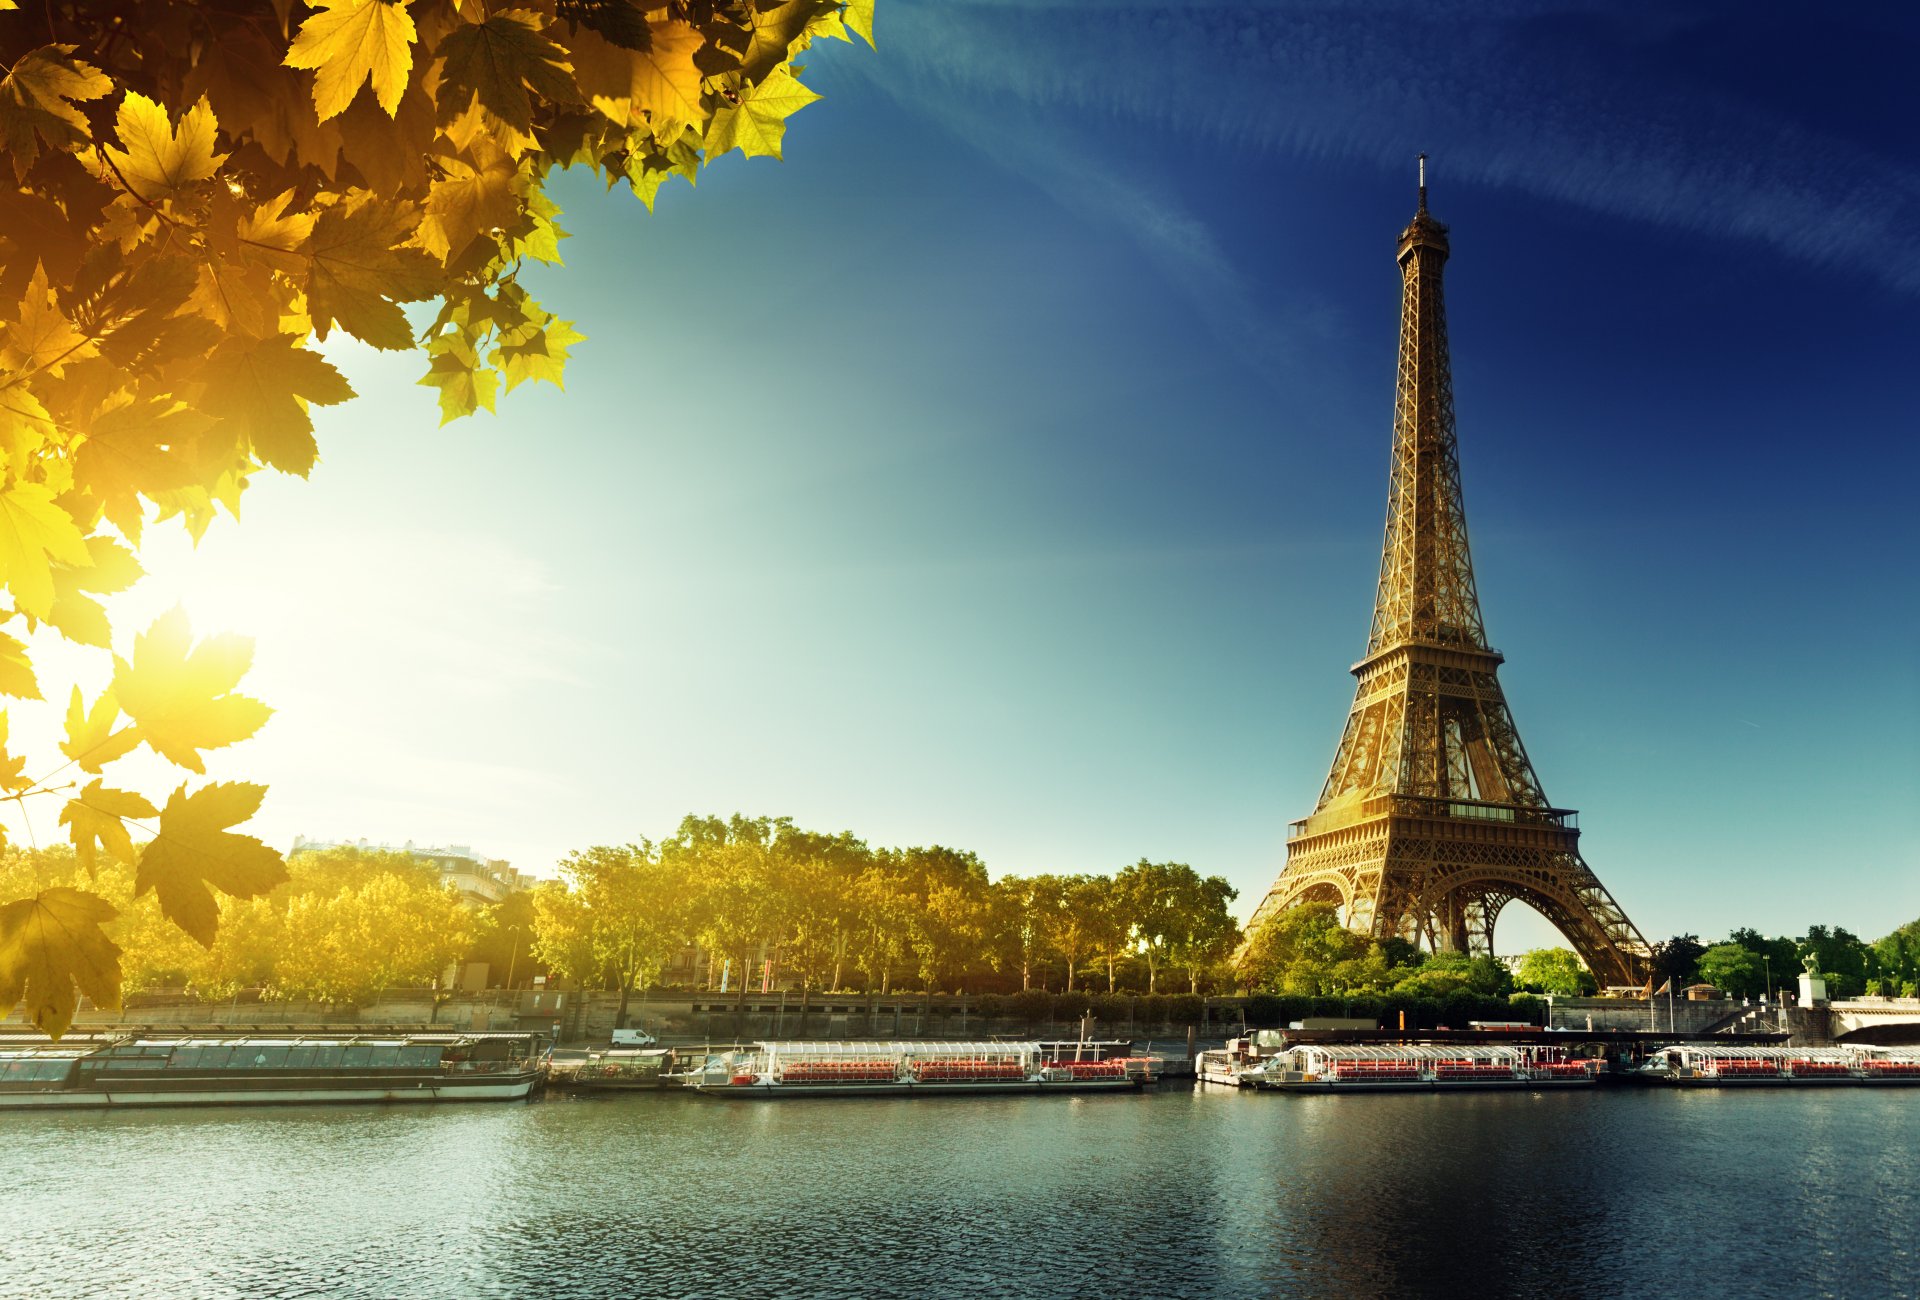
[5,1086,1916,1299]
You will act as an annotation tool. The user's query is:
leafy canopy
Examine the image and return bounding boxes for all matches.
[0,0,875,1034]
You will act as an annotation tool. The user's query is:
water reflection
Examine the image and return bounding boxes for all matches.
[2,1088,1915,1298]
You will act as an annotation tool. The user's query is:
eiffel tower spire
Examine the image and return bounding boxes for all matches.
[1248,168,1652,987]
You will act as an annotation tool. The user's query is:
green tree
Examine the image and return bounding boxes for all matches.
[1798,925,1870,999]
[1649,934,1706,989]
[986,873,1065,991]
[1697,943,1763,999]
[1726,927,1798,997]
[538,842,691,1028]
[1514,947,1597,996]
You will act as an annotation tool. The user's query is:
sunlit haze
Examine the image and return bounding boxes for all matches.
[10,2,1915,956]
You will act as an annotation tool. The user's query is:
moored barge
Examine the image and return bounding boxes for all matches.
[1636,1045,1920,1086]
[0,1032,544,1109]
[686,1040,1157,1097]
[1256,1043,1600,1092]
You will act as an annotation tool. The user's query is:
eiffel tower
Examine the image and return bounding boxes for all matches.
[1248,162,1652,988]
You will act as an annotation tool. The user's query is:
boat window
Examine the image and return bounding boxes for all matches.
[200,1047,236,1069]
[310,1047,343,1069]
[401,1046,441,1067]
[285,1046,316,1069]
[341,1046,373,1068]
[37,1060,74,1081]
[248,1047,289,1069]
[367,1046,402,1067]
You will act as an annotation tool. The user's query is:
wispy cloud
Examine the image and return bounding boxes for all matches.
[854,0,1920,295]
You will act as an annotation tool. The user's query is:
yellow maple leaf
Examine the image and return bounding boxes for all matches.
[435,9,579,135]
[706,67,822,161]
[0,263,98,378]
[0,384,57,474]
[135,782,287,947]
[196,335,356,475]
[0,480,93,620]
[61,780,160,875]
[100,92,228,202]
[285,0,419,121]
[0,44,113,181]
[111,606,273,774]
[0,629,38,700]
[0,713,29,794]
[63,685,140,772]
[0,887,122,1038]
[417,331,499,425]
[305,191,442,348]
[43,535,142,650]
[415,137,521,262]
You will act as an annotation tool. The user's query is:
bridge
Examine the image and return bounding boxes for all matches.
[1828,998,1920,1044]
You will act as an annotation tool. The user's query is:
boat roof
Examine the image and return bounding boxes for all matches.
[754,1041,1041,1056]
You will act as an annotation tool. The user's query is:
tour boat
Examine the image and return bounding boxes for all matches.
[684,1040,1157,1096]
[1636,1045,1920,1086]
[0,1032,545,1109]
[1255,1043,1600,1092]
[1196,1032,1289,1087]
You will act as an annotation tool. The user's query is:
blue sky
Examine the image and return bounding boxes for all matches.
[36,0,1915,951]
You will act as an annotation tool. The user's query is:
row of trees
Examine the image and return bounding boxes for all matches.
[531,816,1246,1026]
[1648,923,1920,1001]
[1232,903,1920,1005]
[0,844,472,1005]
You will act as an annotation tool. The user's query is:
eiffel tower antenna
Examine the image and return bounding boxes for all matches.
[1246,186,1652,987]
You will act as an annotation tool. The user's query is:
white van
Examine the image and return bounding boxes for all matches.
[610,1027,656,1049]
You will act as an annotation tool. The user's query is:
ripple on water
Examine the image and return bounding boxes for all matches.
[2,1089,1916,1299]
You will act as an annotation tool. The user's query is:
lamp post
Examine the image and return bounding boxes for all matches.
[1764,955,1772,1007]
[505,925,523,991]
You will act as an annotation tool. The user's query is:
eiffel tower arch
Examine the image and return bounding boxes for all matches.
[1249,165,1652,989]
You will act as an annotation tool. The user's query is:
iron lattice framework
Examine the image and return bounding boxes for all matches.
[1249,178,1652,988]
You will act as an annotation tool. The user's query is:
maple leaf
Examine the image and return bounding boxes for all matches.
[285,0,420,121]
[570,20,703,143]
[705,67,821,161]
[0,263,98,377]
[742,0,839,81]
[0,480,93,620]
[197,335,356,475]
[418,331,499,424]
[0,383,57,472]
[416,137,522,262]
[493,315,586,391]
[0,887,122,1038]
[0,713,30,794]
[69,392,216,543]
[849,0,876,47]
[43,535,142,649]
[62,686,141,772]
[100,92,228,202]
[111,606,273,773]
[0,45,113,182]
[436,10,580,135]
[0,629,38,700]
[135,782,288,947]
[305,191,442,348]
[61,780,160,875]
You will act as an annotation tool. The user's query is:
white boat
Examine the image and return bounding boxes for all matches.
[1196,1031,1288,1087]
[1255,1043,1599,1092]
[685,1040,1155,1097]
[0,1033,544,1109]
[1636,1044,1920,1086]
